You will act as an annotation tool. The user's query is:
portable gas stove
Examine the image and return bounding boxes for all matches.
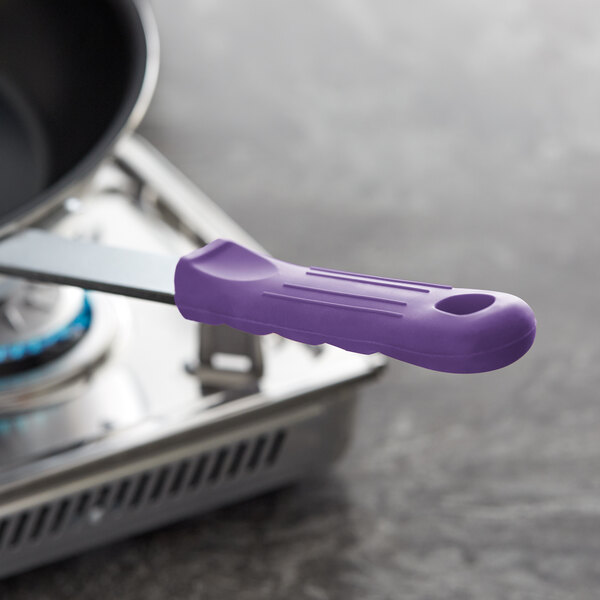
[0,136,385,578]
[0,0,537,581]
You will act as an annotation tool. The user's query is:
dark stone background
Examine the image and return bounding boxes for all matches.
[3,1,600,598]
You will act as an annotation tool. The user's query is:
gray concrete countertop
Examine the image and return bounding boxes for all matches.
[3,1,600,598]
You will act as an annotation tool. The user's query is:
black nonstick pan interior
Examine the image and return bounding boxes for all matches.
[0,0,149,229]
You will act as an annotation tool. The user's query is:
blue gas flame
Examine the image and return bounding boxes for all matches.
[0,294,92,364]
[0,295,92,438]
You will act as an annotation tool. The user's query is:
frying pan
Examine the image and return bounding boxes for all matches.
[0,0,156,234]
[0,0,536,373]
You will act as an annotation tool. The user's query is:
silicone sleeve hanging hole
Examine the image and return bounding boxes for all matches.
[435,293,495,315]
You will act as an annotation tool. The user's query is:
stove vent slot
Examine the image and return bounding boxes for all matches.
[169,459,191,495]
[114,479,131,509]
[207,448,228,483]
[149,466,170,502]
[247,435,267,471]
[266,430,286,465]
[9,513,29,548]
[130,473,150,508]
[50,498,72,535]
[0,428,287,557]
[228,441,248,477]
[30,505,50,542]
[188,455,208,489]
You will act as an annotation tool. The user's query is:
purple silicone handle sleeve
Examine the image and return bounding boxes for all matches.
[174,239,536,373]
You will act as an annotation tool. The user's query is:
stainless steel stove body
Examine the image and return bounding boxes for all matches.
[0,135,384,579]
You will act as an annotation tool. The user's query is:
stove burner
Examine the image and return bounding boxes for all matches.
[0,295,91,375]
[0,409,48,438]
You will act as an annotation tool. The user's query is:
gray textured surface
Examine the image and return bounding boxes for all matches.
[3,0,600,598]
